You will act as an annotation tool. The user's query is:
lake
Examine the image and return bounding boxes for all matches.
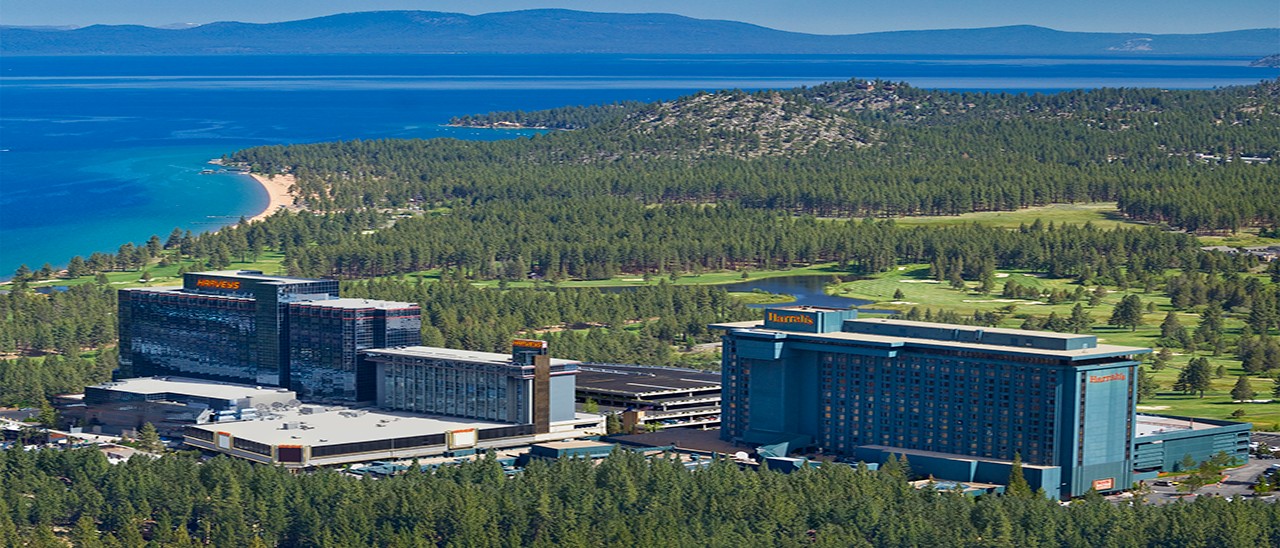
[2,53,1276,272]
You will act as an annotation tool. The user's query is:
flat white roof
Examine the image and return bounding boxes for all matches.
[713,320,1145,359]
[194,270,325,284]
[292,298,417,310]
[364,345,580,367]
[192,407,511,446]
[849,317,1086,341]
[92,377,295,401]
[1134,414,1220,436]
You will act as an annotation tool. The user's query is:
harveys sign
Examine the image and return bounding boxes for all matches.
[194,278,242,291]
[512,339,547,350]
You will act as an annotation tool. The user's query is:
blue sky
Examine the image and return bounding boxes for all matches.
[2,0,1276,34]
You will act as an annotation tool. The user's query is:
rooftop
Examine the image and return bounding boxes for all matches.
[290,298,418,310]
[768,305,856,313]
[363,345,580,368]
[193,270,327,284]
[189,406,512,446]
[89,377,295,401]
[1134,414,1226,437]
[711,319,1147,360]
[534,439,615,451]
[849,317,1086,341]
[120,285,250,299]
[859,445,1057,470]
[575,364,720,396]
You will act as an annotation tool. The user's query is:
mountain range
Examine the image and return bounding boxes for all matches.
[3,9,1276,56]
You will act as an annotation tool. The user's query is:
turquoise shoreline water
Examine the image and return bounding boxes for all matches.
[2,54,1276,273]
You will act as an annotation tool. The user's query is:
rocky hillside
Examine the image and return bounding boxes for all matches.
[601,90,873,160]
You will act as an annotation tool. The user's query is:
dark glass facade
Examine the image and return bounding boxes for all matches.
[287,300,422,402]
[118,290,258,383]
[118,271,339,386]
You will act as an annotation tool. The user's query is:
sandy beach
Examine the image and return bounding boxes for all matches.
[246,173,301,223]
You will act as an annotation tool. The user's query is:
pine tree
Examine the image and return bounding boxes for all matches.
[1089,286,1106,307]
[1137,366,1159,403]
[1231,376,1255,402]
[1159,311,1187,345]
[1109,294,1144,331]
[1006,453,1033,498]
[137,422,162,453]
[1181,357,1213,398]
[1068,303,1092,333]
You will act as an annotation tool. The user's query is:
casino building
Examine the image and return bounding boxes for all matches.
[116,271,603,467]
[288,298,421,402]
[713,306,1250,499]
[119,271,342,386]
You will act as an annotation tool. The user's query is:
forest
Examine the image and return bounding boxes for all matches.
[235,80,1280,230]
[2,447,1279,547]
[3,80,1279,410]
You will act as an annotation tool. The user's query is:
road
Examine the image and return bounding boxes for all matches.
[1140,457,1278,504]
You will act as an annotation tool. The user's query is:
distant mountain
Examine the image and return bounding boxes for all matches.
[1252,54,1280,67]
[4,10,1277,56]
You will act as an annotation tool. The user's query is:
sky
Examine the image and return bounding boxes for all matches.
[1,0,1277,34]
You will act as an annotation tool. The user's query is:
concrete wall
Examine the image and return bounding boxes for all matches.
[549,375,575,422]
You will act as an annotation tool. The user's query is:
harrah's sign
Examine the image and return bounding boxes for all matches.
[767,312,815,325]
[1089,373,1127,384]
[195,278,241,290]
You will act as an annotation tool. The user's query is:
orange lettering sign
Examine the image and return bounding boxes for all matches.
[512,339,547,349]
[195,278,241,290]
[1089,373,1127,383]
[767,312,815,325]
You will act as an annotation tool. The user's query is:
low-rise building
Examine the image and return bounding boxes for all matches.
[64,377,297,437]
[575,364,721,431]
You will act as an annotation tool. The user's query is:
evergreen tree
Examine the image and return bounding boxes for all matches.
[1231,376,1256,402]
[137,422,162,453]
[1006,453,1033,498]
[1136,366,1159,403]
[1089,286,1106,307]
[1177,357,1213,398]
[1068,303,1092,334]
[1159,311,1188,347]
[1195,303,1225,351]
[1109,294,1144,331]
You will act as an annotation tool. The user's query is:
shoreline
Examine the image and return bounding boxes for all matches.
[245,173,301,223]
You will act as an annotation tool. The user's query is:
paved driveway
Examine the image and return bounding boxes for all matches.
[1141,458,1277,504]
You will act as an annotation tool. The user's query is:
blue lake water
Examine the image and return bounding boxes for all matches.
[2,54,1276,272]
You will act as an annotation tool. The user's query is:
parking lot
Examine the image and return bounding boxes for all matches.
[1138,454,1279,505]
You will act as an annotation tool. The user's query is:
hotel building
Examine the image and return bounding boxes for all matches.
[713,306,1249,499]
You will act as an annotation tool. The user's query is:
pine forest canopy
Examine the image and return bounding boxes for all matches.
[2,447,1279,547]
[224,79,1280,280]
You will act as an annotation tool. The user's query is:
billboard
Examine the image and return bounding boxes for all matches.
[448,429,477,449]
